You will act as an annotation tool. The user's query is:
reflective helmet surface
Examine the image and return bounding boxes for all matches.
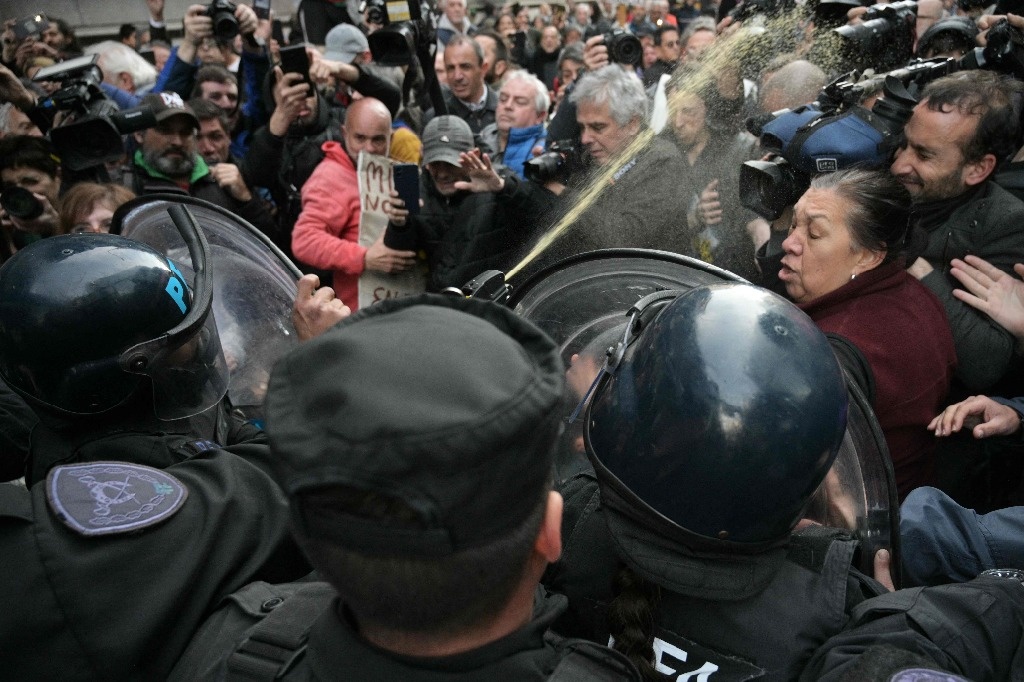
[0,233,218,417]
[586,283,849,545]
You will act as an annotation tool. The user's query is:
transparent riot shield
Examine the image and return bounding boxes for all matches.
[803,375,902,586]
[112,195,301,420]
[507,248,900,583]
[508,249,745,479]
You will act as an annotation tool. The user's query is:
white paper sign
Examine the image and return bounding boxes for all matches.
[356,152,428,309]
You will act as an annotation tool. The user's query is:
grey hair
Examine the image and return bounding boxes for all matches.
[501,69,551,115]
[85,40,158,91]
[557,42,585,71]
[680,17,716,47]
[570,65,648,127]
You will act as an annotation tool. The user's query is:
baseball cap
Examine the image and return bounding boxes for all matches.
[141,92,199,129]
[324,23,370,63]
[266,293,565,557]
[422,115,475,166]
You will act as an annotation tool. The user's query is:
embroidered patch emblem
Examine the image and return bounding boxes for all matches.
[46,462,188,536]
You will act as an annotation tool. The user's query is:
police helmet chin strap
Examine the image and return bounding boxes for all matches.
[566,289,684,425]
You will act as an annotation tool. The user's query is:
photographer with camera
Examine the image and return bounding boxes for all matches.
[0,135,62,241]
[539,65,690,262]
[155,2,270,159]
[545,29,642,146]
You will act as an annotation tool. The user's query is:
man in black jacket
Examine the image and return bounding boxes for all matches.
[384,115,558,291]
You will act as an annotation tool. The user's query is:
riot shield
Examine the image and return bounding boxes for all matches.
[507,248,900,583]
[112,195,301,419]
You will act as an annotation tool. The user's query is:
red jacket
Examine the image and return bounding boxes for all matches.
[291,141,365,308]
[800,261,957,499]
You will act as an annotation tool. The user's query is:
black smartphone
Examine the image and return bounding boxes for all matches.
[278,44,311,85]
[13,14,48,41]
[271,19,286,45]
[138,48,157,66]
[393,163,420,217]
[253,0,271,21]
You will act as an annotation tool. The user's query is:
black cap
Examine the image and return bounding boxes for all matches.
[266,293,565,557]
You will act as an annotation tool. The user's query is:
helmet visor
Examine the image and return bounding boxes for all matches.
[133,309,230,421]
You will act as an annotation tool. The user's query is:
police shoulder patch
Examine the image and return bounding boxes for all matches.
[46,461,188,536]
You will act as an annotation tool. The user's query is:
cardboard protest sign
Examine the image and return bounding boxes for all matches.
[357,152,427,309]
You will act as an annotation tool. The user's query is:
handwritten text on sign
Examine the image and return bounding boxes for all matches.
[357,152,426,309]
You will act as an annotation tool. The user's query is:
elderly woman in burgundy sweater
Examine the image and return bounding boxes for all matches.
[779,168,957,499]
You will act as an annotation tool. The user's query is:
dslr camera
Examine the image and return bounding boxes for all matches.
[524,140,585,185]
[205,0,239,40]
[366,0,436,66]
[603,30,643,66]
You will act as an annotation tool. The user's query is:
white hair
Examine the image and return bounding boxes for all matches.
[501,70,551,115]
[85,40,158,93]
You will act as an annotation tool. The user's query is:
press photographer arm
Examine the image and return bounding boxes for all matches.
[175,5,213,67]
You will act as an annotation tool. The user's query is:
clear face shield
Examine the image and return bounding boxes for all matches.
[116,204,230,420]
[131,309,231,421]
[509,249,747,478]
[114,194,303,421]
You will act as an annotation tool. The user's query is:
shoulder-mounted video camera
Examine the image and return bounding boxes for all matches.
[32,54,156,171]
[741,17,1024,221]
[366,0,437,66]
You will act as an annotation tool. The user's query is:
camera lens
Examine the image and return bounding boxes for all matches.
[0,187,44,221]
[213,12,239,39]
[606,32,643,66]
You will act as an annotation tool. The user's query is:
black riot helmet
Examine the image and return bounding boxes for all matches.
[585,283,849,547]
[0,207,229,420]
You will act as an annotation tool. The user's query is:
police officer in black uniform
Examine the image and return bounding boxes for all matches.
[0,225,310,680]
[170,293,642,681]
[803,570,1024,681]
[0,220,250,483]
[543,283,890,681]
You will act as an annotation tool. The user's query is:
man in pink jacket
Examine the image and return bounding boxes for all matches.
[291,98,417,308]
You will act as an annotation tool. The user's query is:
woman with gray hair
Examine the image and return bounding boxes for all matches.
[781,168,956,499]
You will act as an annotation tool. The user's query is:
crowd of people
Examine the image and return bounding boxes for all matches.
[5,0,1024,678]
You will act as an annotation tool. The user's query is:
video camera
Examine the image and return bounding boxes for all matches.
[740,18,1024,221]
[830,0,918,72]
[365,0,436,67]
[32,54,155,171]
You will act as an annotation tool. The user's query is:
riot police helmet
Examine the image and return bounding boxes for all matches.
[0,229,228,420]
[585,282,848,548]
